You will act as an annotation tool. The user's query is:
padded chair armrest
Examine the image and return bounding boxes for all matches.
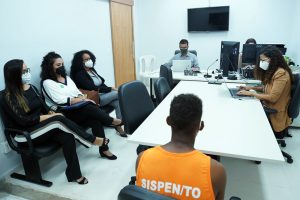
[4,128,34,155]
[263,105,277,114]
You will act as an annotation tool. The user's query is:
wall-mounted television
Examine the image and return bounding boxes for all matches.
[188,6,229,32]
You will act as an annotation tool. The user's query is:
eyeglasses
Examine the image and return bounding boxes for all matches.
[22,68,30,74]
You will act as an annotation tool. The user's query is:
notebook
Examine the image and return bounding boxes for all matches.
[172,60,192,72]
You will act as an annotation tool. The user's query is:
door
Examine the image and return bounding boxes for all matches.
[110,0,136,86]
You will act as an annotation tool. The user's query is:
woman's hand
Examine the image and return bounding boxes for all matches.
[84,98,96,104]
[237,90,254,96]
[40,113,64,122]
[111,86,118,91]
[238,86,251,91]
[78,94,87,100]
[48,110,55,114]
[52,113,64,117]
[71,97,84,105]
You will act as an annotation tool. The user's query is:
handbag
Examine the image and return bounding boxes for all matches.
[79,89,100,105]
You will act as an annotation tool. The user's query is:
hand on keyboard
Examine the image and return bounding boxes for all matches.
[238,86,250,91]
[237,90,252,96]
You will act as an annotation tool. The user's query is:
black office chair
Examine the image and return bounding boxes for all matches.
[118,81,155,155]
[174,50,197,56]
[118,81,155,135]
[154,77,171,105]
[118,185,176,200]
[0,90,60,187]
[159,65,174,89]
[118,185,242,200]
[264,73,300,163]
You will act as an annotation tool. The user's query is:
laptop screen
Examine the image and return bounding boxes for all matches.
[172,60,192,72]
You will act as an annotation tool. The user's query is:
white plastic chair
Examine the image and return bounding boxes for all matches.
[138,55,156,86]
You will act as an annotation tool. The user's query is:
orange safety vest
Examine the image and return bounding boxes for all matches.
[136,146,215,200]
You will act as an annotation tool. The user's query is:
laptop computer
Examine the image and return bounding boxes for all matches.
[172,60,192,72]
[227,86,255,99]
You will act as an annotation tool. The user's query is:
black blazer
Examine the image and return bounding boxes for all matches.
[72,70,112,93]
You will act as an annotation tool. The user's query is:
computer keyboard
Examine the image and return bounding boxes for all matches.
[228,88,249,98]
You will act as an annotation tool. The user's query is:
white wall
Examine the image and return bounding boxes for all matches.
[0,0,114,179]
[287,0,300,65]
[134,0,298,71]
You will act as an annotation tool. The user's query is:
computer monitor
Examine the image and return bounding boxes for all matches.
[220,41,240,77]
[256,44,287,57]
[242,44,257,65]
[242,44,287,65]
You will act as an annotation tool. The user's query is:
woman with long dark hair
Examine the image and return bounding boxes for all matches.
[2,59,109,184]
[238,46,293,135]
[70,50,126,137]
[41,52,121,160]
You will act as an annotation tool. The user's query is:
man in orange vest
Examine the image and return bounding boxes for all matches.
[136,94,226,200]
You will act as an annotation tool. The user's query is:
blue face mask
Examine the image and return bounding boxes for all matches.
[22,72,31,84]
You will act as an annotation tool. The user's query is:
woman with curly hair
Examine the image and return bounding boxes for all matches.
[70,50,126,137]
[238,46,293,135]
[41,52,122,160]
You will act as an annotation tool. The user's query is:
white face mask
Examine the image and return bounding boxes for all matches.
[22,72,31,84]
[85,59,94,68]
[259,60,269,70]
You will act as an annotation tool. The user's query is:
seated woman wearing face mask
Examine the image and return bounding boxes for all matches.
[2,59,110,184]
[41,52,123,160]
[70,50,126,137]
[238,46,293,136]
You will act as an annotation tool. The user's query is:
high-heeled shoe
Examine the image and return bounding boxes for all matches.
[70,176,88,185]
[100,150,117,160]
[113,121,127,137]
[115,126,127,137]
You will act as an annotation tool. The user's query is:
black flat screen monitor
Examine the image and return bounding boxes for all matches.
[188,6,229,32]
[220,41,240,77]
[242,44,257,65]
[242,44,287,65]
[256,44,287,57]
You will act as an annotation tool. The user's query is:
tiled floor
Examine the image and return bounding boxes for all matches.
[3,127,300,200]
[0,192,28,200]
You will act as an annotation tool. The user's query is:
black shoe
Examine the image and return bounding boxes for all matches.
[115,129,128,137]
[100,151,117,160]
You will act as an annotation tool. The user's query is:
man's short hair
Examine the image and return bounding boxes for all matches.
[169,94,202,131]
[179,39,189,46]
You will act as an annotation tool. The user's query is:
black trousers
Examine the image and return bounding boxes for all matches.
[26,115,96,145]
[20,128,82,182]
[63,104,114,151]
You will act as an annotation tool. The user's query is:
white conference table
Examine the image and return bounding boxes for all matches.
[145,69,261,83]
[128,81,284,162]
[145,69,261,98]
